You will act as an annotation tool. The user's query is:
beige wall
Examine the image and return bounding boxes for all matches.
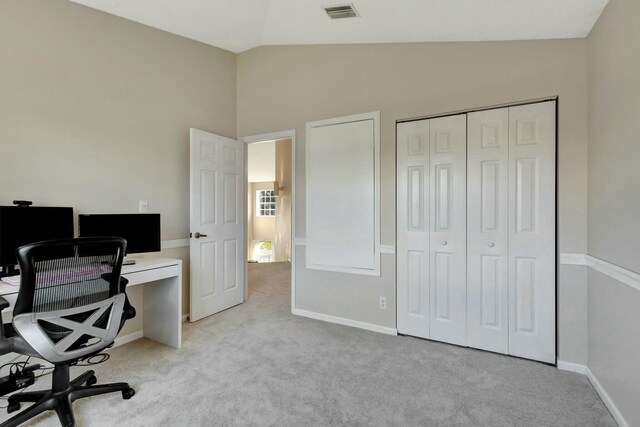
[274,138,292,262]
[0,0,237,322]
[588,0,640,271]
[587,270,640,426]
[248,140,276,182]
[587,0,640,424]
[238,40,589,362]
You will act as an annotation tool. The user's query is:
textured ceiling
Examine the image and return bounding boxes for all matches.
[70,0,609,53]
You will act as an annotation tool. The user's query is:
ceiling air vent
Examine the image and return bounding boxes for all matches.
[324,4,359,19]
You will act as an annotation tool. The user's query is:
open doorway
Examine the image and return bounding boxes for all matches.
[242,130,295,309]
[246,138,292,264]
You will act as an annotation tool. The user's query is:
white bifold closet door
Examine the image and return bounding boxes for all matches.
[507,102,556,363]
[397,115,467,344]
[398,101,556,364]
[466,107,510,354]
[467,102,556,362]
[429,116,467,346]
[397,119,430,339]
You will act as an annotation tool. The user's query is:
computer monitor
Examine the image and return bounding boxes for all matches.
[0,206,74,277]
[78,214,161,257]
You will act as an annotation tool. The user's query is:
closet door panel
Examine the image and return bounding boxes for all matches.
[397,120,430,339]
[429,115,467,346]
[467,108,509,354]
[508,102,556,364]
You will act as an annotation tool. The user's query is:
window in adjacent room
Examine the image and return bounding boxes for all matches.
[256,190,276,216]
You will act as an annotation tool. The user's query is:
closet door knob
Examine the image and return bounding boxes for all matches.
[442,241,448,246]
[488,242,495,248]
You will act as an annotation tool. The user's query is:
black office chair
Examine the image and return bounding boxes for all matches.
[0,237,137,427]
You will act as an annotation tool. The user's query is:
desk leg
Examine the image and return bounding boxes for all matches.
[142,273,182,349]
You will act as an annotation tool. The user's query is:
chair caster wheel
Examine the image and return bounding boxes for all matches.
[7,403,20,413]
[86,375,97,386]
[122,388,135,400]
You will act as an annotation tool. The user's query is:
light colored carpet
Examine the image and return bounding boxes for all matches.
[3,262,615,426]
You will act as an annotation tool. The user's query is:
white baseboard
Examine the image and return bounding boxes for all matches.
[558,361,629,427]
[112,315,188,347]
[585,367,629,427]
[292,308,397,336]
[113,330,144,348]
[557,360,589,375]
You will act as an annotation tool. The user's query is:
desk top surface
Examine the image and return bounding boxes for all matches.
[0,257,181,297]
[121,257,182,274]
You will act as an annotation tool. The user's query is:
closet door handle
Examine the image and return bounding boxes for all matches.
[194,232,208,239]
[488,242,495,248]
[442,241,448,246]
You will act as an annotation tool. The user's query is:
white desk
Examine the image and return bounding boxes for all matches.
[0,257,182,349]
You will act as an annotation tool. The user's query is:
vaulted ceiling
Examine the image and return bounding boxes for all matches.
[70,0,609,53]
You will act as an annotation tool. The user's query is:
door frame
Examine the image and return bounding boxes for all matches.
[239,130,296,311]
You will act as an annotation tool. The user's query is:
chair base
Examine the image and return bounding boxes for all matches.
[1,365,134,427]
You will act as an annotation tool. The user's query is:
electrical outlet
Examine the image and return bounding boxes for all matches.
[139,200,148,213]
[379,296,387,310]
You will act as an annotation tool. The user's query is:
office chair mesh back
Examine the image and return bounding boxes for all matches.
[32,254,116,340]
[13,238,128,364]
[33,254,114,312]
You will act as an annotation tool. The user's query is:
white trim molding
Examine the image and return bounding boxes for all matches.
[113,330,144,348]
[585,367,630,427]
[560,252,640,293]
[557,361,629,426]
[557,359,588,375]
[161,239,190,250]
[113,315,190,347]
[294,238,397,255]
[559,253,587,265]
[586,255,640,293]
[380,244,396,254]
[293,308,397,336]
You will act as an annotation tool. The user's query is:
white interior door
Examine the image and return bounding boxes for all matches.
[429,115,467,346]
[397,119,430,339]
[508,102,556,363]
[467,108,510,354]
[190,128,245,322]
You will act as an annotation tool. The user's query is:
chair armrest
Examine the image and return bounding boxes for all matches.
[118,277,136,321]
[0,296,9,340]
[119,276,129,292]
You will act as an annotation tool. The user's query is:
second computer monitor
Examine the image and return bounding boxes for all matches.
[78,213,161,255]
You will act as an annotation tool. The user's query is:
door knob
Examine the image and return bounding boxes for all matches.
[442,241,448,246]
[488,242,495,248]
[194,232,208,239]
